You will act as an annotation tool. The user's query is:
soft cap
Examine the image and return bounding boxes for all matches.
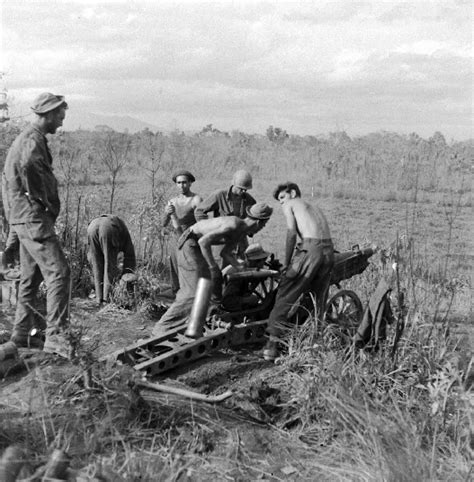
[246,202,273,220]
[245,243,270,260]
[31,93,67,114]
[172,170,196,183]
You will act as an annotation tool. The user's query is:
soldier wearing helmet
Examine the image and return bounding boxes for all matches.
[194,169,256,266]
[194,169,256,221]
[152,203,273,335]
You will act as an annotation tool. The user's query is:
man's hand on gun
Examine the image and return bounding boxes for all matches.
[265,254,284,273]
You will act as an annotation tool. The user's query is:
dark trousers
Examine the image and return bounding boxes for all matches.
[12,221,70,338]
[153,232,210,334]
[168,233,180,294]
[87,219,120,302]
[267,238,334,338]
[3,226,19,268]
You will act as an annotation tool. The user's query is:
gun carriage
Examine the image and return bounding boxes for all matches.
[109,246,375,376]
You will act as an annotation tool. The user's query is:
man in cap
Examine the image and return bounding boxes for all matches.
[152,202,273,335]
[163,170,202,294]
[87,214,136,304]
[264,182,334,362]
[2,93,71,356]
[194,169,256,266]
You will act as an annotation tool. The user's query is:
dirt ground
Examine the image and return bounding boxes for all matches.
[1,288,472,480]
[0,294,276,391]
[1,295,321,479]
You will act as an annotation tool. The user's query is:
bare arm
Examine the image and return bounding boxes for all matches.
[198,224,236,270]
[282,203,297,267]
[220,240,243,268]
[192,194,203,209]
[162,201,180,231]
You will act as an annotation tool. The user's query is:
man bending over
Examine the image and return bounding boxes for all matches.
[152,202,273,336]
[87,214,136,304]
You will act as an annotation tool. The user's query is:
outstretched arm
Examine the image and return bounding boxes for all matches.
[198,223,237,270]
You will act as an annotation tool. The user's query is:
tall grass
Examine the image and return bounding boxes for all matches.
[0,126,472,479]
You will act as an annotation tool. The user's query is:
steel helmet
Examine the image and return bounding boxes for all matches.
[232,170,253,190]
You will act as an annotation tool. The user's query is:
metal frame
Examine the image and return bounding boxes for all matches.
[107,246,374,376]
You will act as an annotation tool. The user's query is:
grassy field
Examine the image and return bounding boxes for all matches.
[0,127,472,480]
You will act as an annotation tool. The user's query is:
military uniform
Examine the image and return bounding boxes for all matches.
[1,171,20,273]
[194,187,256,221]
[87,214,136,303]
[3,124,70,339]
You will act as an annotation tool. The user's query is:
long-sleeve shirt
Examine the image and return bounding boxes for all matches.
[194,187,256,221]
[3,125,60,224]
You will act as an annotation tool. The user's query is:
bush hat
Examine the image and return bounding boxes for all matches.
[232,170,253,190]
[246,202,273,220]
[31,93,68,114]
[172,170,196,183]
[245,243,270,260]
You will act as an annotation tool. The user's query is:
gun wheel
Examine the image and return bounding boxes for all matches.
[325,289,363,331]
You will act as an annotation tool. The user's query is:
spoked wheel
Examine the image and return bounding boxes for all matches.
[325,289,363,332]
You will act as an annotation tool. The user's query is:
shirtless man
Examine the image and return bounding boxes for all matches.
[152,202,273,335]
[264,182,334,361]
[163,170,202,293]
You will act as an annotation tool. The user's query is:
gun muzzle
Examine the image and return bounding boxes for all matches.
[185,278,213,339]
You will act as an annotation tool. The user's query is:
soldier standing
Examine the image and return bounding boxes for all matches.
[264,182,334,362]
[2,93,71,357]
[163,170,202,294]
[194,169,256,265]
[194,169,255,221]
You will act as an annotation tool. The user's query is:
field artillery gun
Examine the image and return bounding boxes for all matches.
[109,245,375,377]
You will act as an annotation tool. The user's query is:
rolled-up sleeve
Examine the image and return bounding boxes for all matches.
[195,191,220,221]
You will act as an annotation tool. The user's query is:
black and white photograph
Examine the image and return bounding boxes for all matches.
[0,1,472,480]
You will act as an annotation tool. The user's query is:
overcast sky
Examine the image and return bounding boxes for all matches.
[1,0,472,139]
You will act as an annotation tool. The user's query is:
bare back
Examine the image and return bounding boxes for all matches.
[192,216,247,245]
[191,216,252,270]
[283,198,331,240]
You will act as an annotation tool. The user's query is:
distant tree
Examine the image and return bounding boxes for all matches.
[52,132,85,245]
[266,125,288,144]
[0,122,22,169]
[429,131,447,147]
[94,130,131,212]
[199,124,229,137]
[136,129,166,201]
[94,125,114,132]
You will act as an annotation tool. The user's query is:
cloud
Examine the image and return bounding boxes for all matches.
[2,1,472,139]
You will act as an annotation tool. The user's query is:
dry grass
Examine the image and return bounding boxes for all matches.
[0,128,472,479]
